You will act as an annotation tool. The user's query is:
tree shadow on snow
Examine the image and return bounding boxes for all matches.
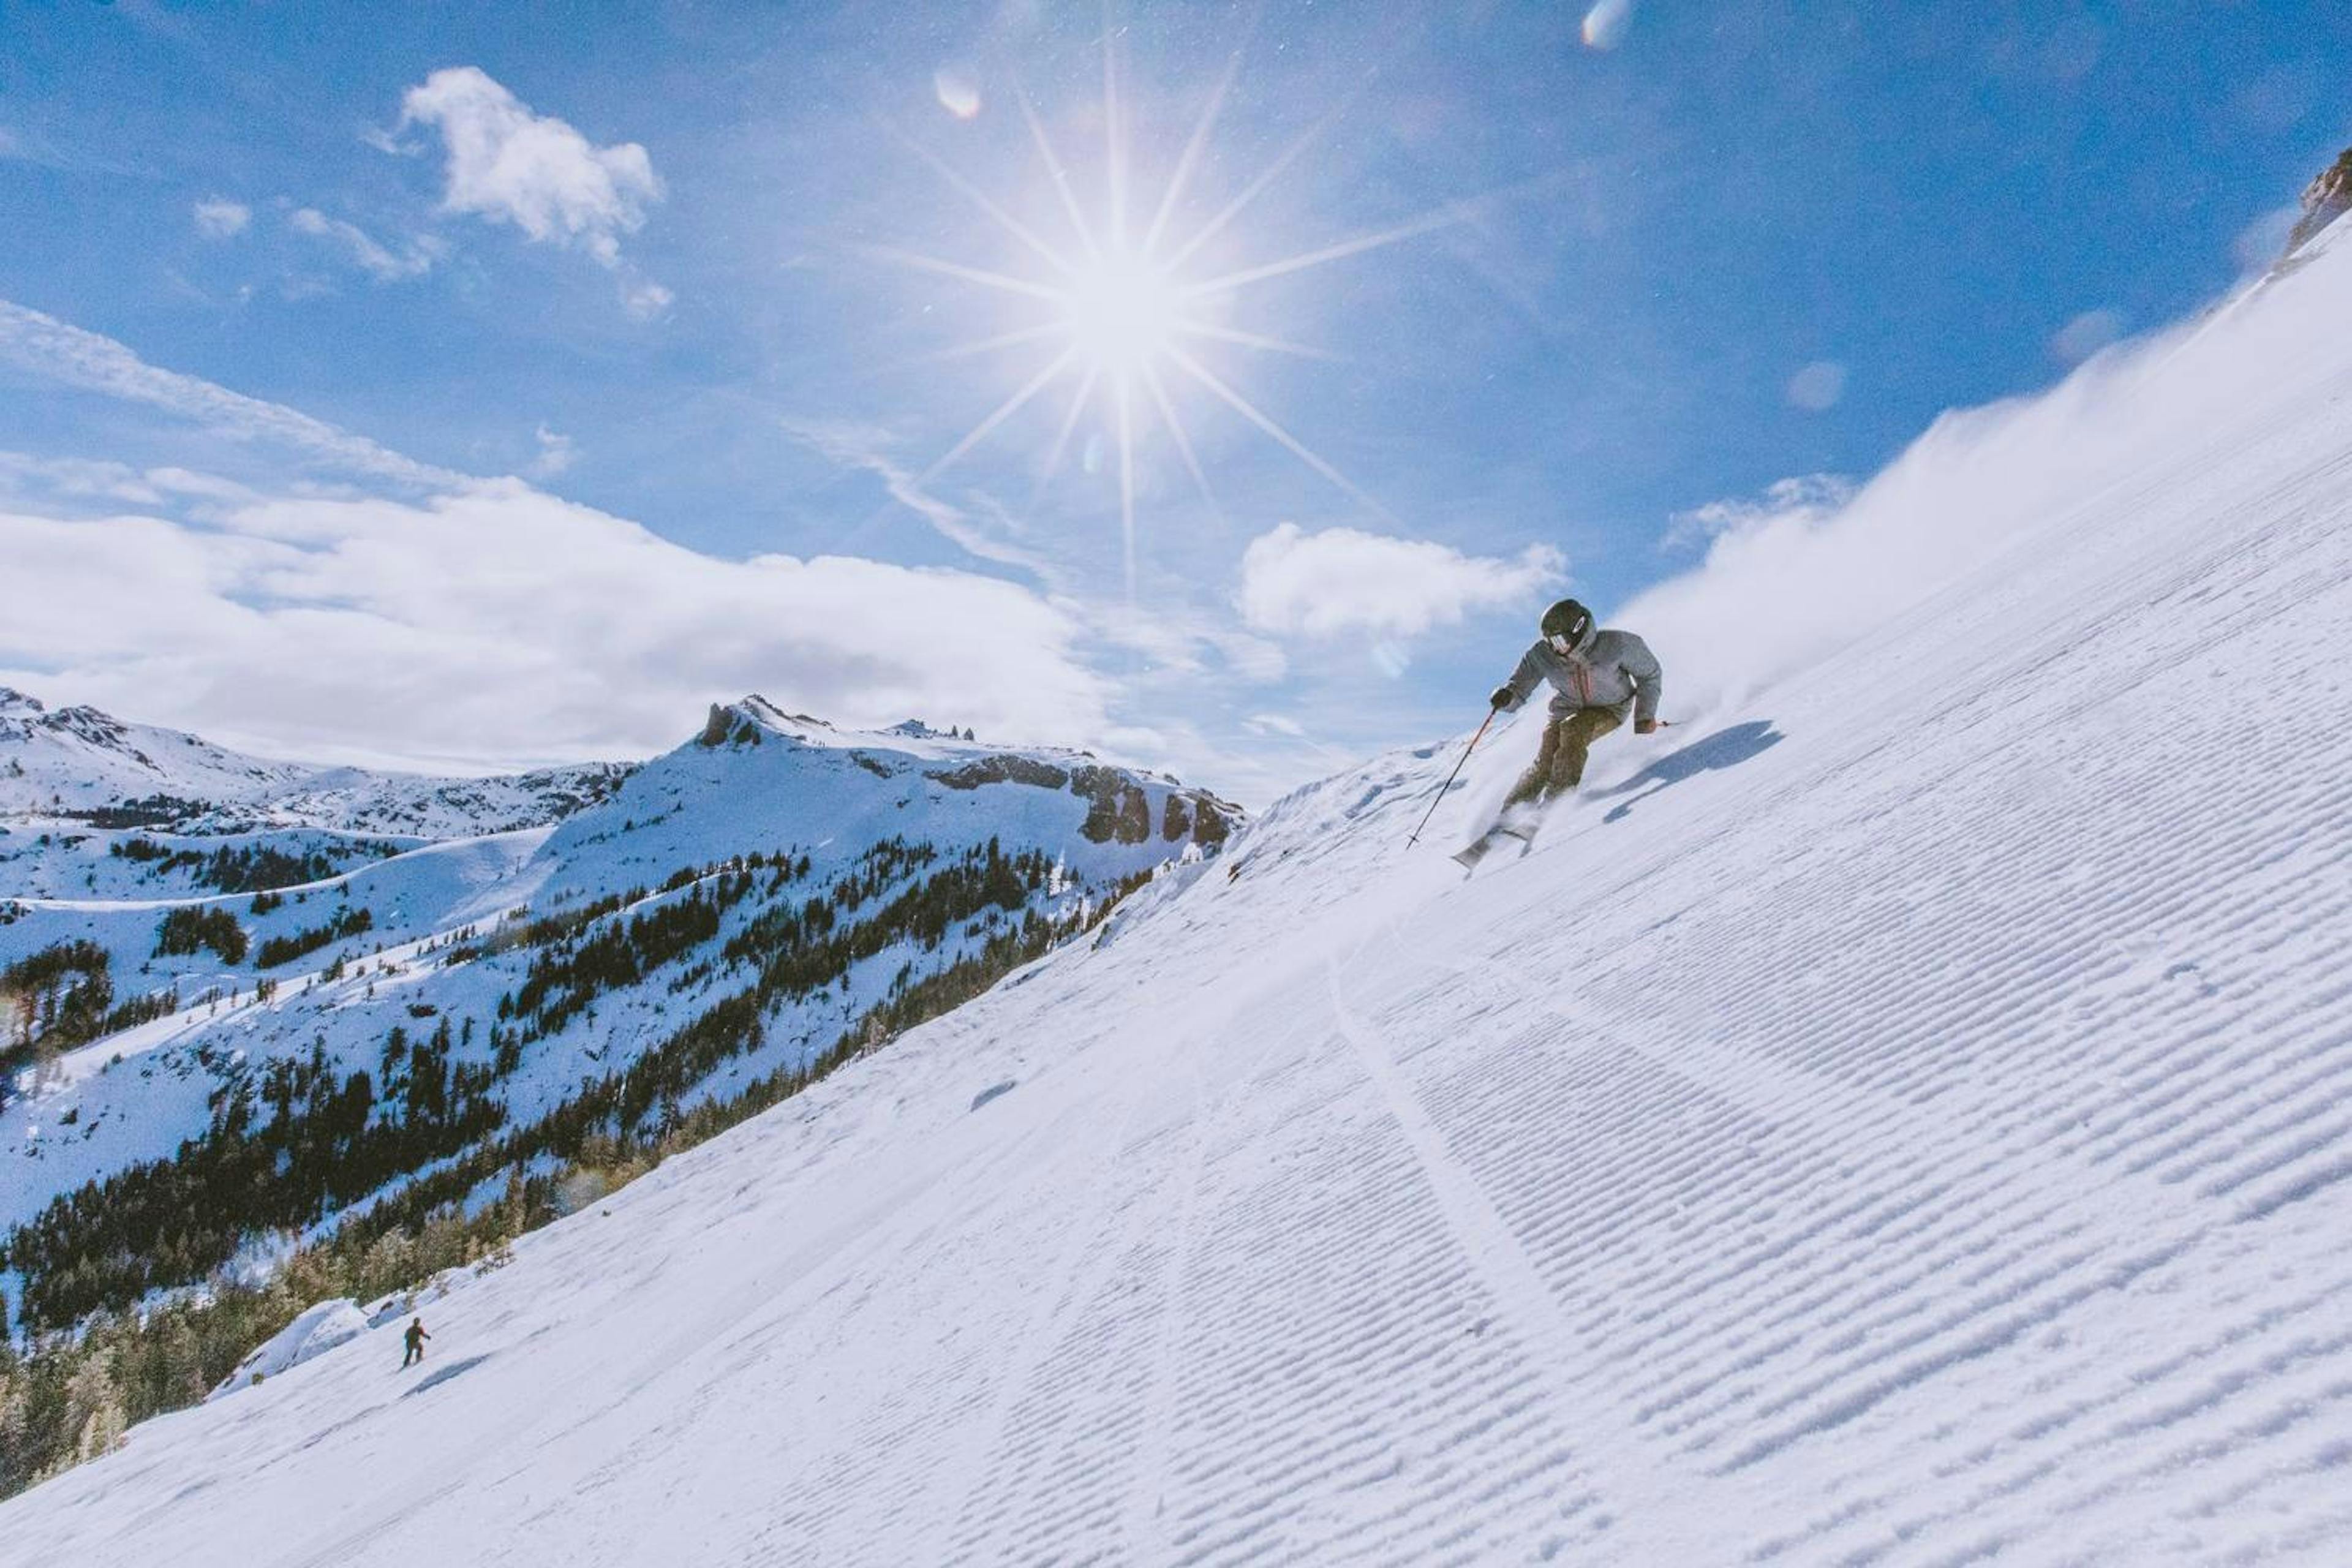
[403,1354,492,1396]
[1595,720,1784,824]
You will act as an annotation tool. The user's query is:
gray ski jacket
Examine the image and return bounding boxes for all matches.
[1496,628,1662,726]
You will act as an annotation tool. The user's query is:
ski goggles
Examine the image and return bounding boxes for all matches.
[1548,629,1586,657]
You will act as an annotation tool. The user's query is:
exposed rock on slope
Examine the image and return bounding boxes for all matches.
[2284,146,2352,258]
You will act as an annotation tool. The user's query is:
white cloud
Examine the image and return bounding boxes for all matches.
[783,415,1288,694]
[0,126,104,174]
[1085,598,1287,685]
[193,198,251,239]
[146,467,260,503]
[622,278,674,320]
[290,208,443,281]
[0,480,1114,769]
[0,451,163,506]
[1236,522,1565,639]
[1786,360,1848,411]
[0,298,463,489]
[529,423,576,478]
[0,454,260,511]
[396,67,662,268]
[781,417,1057,580]
[2050,308,2125,364]
[1235,710,1358,778]
[1663,473,1855,554]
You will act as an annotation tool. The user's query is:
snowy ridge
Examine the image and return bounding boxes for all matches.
[1,687,312,814]
[0,685,630,839]
[8,230,2352,1565]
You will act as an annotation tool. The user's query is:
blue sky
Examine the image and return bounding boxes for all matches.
[2,1,2345,801]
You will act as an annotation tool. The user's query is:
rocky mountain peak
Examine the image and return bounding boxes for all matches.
[2284,146,2352,260]
[42,704,133,749]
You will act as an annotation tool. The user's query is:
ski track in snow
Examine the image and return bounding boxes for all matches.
[10,234,2352,1568]
[8,826,555,915]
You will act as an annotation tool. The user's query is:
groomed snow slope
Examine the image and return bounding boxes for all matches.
[10,265,2352,1566]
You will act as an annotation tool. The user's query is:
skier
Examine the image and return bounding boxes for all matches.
[1456,598,1662,869]
[401,1316,431,1368]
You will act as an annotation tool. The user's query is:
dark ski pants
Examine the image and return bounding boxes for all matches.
[402,1344,423,1368]
[1504,707,1623,808]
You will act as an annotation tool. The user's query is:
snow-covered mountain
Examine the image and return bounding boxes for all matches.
[0,685,633,842]
[10,214,2352,1568]
[2,686,311,813]
[0,696,1239,1334]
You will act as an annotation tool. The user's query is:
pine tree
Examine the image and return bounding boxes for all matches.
[0,1347,28,1479]
[61,1351,125,1469]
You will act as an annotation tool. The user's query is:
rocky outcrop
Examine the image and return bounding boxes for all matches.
[1065,766,1238,849]
[1071,765,1152,845]
[930,753,1237,850]
[2285,148,2352,260]
[0,690,135,753]
[1189,793,1237,847]
[698,704,762,748]
[928,756,1072,791]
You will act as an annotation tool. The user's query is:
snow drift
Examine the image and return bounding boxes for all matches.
[206,1300,369,1402]
[7,230,2352,1566]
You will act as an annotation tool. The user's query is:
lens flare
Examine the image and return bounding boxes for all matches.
[933,67,981,119]
[1581,0,1633,50]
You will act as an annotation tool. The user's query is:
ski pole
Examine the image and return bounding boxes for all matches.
[1406,709,1494,848]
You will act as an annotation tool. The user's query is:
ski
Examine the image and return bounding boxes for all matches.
[1451,810,1542,876]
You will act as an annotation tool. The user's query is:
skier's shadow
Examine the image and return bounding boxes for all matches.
[403,1354,492,1396]
[1595,720,1784,824]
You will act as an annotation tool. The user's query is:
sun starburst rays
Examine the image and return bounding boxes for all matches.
[880,31,1467,594]
[1142,360,1218,518]
[1164,343,1391,521]
[918,344,1079,485]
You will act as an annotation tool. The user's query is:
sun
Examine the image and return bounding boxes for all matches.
[875,29,1494,594]
[1059,247,1182,377]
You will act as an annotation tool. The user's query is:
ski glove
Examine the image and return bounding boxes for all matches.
[1488,685,1514,710]
[1635,718,1657,735]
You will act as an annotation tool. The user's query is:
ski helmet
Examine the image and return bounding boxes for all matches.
[1540,598,1594,653]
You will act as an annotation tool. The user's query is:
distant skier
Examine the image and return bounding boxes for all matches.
[1456,598,1662,869]
[401,1316,431,1368]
